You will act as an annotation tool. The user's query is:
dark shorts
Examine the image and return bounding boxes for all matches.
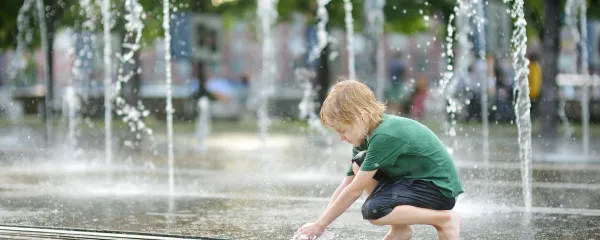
[352,151,456,220]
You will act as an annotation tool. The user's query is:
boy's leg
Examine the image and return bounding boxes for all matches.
[353,163,413,240]
[383,224,413,240]
[369,206,460,240]
[352,151,413,239]
[361,180,459,240]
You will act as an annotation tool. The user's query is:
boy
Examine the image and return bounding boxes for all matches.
[294,80,463,240]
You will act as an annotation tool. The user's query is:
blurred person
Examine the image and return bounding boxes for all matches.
[233,72,251,111]
[486,54,497,101]
[385,51,411,115]
[294,80,463,240]
[410,73,429,121]
[527,51,542,118]
[191,61,230,103]
[465,58,487,122]
[493,56,514,122]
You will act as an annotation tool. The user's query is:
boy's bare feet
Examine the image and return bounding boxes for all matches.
[383,225,412,240]
[438,210,461,240]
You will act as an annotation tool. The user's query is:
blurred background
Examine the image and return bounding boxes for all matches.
[0,0,600,239]
[0,0,599,129]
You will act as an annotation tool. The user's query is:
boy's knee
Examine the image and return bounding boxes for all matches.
[361,199,392,222]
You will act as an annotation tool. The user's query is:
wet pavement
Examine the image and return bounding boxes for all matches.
[1,125,600,239]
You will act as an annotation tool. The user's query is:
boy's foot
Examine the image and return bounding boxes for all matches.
[383,226,412,240]
[438,211,461,240]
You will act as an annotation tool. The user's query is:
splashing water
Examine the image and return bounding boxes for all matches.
[35,0,52,147]
[504,0,533,209]
[14,0,34,75]
[62,86,80,151]
[102,0,113,168]
[291,223,336,240]
[343,0,356,80]
[439,13,455,97]
[256,0,278,144]
[440,0,474,153]
[12,0,35,126]
[296,69,322,132]
[474,0,490,166]
[562,0,579,141]
[68,0,99,151]
[309,0,331,63]
[296,69,330,157]
[565,0,591,155]
[195,97,210,153]
[363,0,386,101]
[578,0,590,156]
[163,0,175,195]
[558,97,574,139]
[114,0,154,151]
[296,0,334,162]
[454,0,473,122]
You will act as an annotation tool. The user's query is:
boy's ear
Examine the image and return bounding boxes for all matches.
[354,112,370,135]
[360,112,370,125]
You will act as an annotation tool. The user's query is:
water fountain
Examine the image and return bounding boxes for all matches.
[163,0,175,194]
[296,69,331,162]
[504,0,533,209]
[293,0,336,169]
[439,0,533,208]
[439,0,473,154]
[256,0,278,144]
[12,0,35,127]
[343,0,356,80]
[114,0,153,150]
[195,96,210,153]
[62,86,79,151]
[102,0,113,168]
[68,0,98,152]
[561,0,580,142]
[565,0,590,156]
[363,0,386,101]
[578,0,590,157]
[308,0,331,63]
[5,0,600,239]
[34,0,52,148]
[474,0,490,166]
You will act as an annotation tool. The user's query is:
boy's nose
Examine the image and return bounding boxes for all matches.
[338,134,345,141]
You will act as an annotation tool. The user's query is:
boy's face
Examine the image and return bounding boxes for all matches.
[330,123,366,147]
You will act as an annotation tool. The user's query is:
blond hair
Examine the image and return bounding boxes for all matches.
[320,79,386,136]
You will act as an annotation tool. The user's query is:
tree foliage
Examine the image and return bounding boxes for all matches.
[2,0,600,51]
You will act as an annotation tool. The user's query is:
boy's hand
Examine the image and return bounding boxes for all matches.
[293,222,324,240]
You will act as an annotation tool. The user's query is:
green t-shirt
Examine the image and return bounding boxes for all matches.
[346,114,463,198]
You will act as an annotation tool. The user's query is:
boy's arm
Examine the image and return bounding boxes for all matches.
[315,169,376,230]
[327,176,354,207]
